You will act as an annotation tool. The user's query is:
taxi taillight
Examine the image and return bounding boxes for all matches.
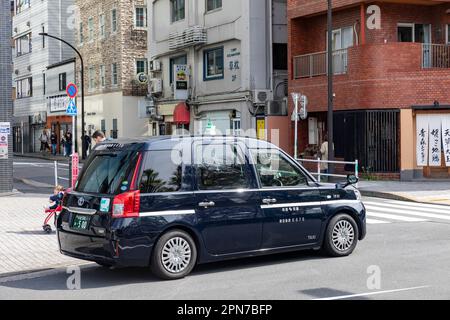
[112,190,140,218]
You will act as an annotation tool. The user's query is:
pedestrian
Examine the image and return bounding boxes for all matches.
[92,130,108,144]
[61,133,67,157]
[83,132,92,157]
[50,131,58,156]
[39,130,49,154]
[320,134,329,181]
[65,131,73,157]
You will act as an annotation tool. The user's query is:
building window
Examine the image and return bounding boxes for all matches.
[15,0,30,14]
[15,33,32,57]
[79,22,84,44]
[111,9,117,33]
[204,47,224,81]
[169,55,187,84]
[111,63,118,86]
[136,59,147,75]
[88,17,94,41]
[58,73,67,91]
[135,7,147,28]
[111,119,118,139]
[88,67,95,90]
[171,0,185,23]
[101,119,106,134]
[207,0,222,12]
[16,77,32,99]
[99,14,105,38]
[100,65,106,88]
[329,26,353,50]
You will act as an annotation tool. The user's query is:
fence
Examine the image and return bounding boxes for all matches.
[293,48,348,79]
[296,158,359,185]
[13,161,80,186]
[422,44,450,69]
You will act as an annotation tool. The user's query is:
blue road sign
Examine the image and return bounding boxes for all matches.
[66,99,77,116]
[66,83,78,98]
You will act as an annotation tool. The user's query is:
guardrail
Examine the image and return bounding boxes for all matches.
[13,161,82,186]
[296,158,359,185]
[422,44,450,69]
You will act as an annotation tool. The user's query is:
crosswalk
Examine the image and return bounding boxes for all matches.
[363,198,450,225]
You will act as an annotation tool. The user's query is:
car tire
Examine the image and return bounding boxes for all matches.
[323,214,359,257]
[150,229,197,280]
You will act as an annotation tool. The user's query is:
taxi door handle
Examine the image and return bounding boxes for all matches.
[199,201,216,208]
[262,198,277,205]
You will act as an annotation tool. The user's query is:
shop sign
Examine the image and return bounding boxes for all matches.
[174,65,189,101]
[0,122,10,135]
[0,134,8,159]
[428,116,442,167]
[442,115,450,167]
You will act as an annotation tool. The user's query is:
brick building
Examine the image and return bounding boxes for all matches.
[287,0,450,180]
[75,0,149,145]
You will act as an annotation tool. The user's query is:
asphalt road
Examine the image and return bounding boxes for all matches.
[0,197,449,300]
[13,157,76,193]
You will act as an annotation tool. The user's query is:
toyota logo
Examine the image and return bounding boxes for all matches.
[77,197,85,207]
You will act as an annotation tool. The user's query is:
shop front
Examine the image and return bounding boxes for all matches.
[29,112,47,153]
[47,95,73,155]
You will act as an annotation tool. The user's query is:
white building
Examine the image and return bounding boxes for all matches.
[147,0,288,140]
[12,0,76,153]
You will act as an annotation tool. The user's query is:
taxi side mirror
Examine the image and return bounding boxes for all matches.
[347,174,359,185]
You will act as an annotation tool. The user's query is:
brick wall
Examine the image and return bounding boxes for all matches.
[75,0,148,97]
[0,0,13,192]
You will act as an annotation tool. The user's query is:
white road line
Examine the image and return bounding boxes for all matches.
[366,211,428,222]
[58,177,69,181]
[364,204,450,221]
[364,201,450,216]
[314,286,431,300]
[366,218,390,224]
[381,199,450,211]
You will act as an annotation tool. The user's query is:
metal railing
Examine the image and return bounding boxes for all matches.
[293,48,348,79]
[296,158,359,185]
[13,161,82,186]
[422,44,450,69]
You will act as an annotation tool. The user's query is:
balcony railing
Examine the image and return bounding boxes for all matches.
[422,44,450,69]
[294,48,348,79]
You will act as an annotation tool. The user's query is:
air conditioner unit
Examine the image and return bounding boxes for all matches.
[150,78,163,93]
[150,60,161,72]
[14,69,19,75]
[26,21,30,27]
[146,106,157,116]
[266,99,288,116]
[253,90,272,105]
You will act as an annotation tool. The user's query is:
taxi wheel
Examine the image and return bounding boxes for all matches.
[150,230,197,280]
[323,214,359,257]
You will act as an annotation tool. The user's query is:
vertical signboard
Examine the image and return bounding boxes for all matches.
[174,65,189,100]
[442,115,450,167]
[72,152,79,188]
[428,116,442,167]
[416,115,429,167]
[0,134,8,159]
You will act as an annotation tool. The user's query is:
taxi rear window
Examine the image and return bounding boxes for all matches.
[76,150,140,195]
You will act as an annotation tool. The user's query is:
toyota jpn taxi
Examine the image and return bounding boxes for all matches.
[57,136,366,280]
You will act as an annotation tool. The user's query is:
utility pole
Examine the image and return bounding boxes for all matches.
[327,0,335,175]
[39,33,86,160]
[0,1,13,193]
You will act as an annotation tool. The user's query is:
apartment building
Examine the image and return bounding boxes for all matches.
[75,0,149,143]
[288,0,450,179]
[12,0,76,153]
[147,0,288,146]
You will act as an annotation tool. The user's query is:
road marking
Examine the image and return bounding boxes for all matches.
[366,218,390,224]
[365,201,450,216]
[366,211,428,222]
[364,204,450,221]
[314,286,430,300]
[382,199,450,211]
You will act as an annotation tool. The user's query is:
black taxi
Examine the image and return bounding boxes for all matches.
[57,136,366,280]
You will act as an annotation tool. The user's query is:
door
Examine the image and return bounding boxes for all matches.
[250,148,324,248]
[194,141,262,255]
[398,23,414,42]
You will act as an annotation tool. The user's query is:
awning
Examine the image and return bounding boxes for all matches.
[173,102,190,125]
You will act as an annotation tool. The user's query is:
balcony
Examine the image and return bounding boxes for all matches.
[168,26,207,51]
[293,49,348,79]
[422,44,450,69]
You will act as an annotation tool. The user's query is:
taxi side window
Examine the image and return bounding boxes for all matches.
[195,144,250,190]
[139,150,183,193]
[251,149,308,188]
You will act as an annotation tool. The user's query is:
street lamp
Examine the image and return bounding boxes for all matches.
[38,32,86,160]
[327,0,335,175]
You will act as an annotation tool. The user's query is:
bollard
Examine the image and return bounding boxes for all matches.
[54,161,58,186]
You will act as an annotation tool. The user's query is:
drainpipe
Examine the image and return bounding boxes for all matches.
[360,3,366,45]
[268,0,274,93]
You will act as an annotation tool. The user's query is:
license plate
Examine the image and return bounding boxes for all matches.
[71,214,91,230]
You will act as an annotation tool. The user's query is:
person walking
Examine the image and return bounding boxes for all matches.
[65,131,73,157]
[39,130,49,154]
[92,130,108,144]
[83,132,92,158]
[320,134,329,181]
[61,132,67,157]
[50,131,58,156]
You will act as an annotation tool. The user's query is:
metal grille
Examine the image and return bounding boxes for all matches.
[334,110,399,173]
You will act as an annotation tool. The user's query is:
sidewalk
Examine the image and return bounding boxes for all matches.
[0,193,84,276]
[359,180,450,206]
[13,152,69,162]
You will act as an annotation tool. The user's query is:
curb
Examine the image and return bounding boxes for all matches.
[13,153,68,162]
[0,189,21,197]
[361,190,450,207]
[0,262,93,282]
[14,177,54,188]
